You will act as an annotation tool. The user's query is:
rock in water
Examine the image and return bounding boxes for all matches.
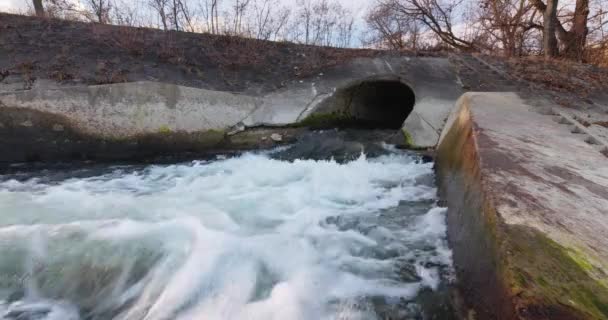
[270,133,283,142]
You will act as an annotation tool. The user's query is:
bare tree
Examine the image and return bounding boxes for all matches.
[199,0,221,34]
[43,0,83,20]
[289,0,354,47]
[167,0,195,31]
[365,2,421,50]
[179,0,196,31]
[530,0,559,57]
[231,0,251,35]
[85,0,113,23]
[33,0,45,16]
[251,0,291,40]
[336,14,354,48]
[150,0,170,30]
[375,0,474,50]
[477,0,539,56]
[531,0,590,59]
[112,0,143,27]
[296,0,314,44]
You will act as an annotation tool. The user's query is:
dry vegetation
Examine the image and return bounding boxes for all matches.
[506,56,608,97]
[0,13,385,92]
[2,0,608,102]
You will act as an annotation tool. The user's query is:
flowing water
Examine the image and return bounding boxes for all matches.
[0,130,455,320]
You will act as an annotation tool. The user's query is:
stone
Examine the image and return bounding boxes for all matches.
[52,124,64,132]
[227,122,245,136]
[20,120,33,127]
[270,133,283,142]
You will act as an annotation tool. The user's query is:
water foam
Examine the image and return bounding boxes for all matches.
[0,151,452,320]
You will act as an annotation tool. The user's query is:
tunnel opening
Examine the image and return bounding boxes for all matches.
[305,79,416,130]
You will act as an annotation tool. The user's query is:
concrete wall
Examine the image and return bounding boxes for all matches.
[0,81,259,138]
[0,56,462,162]
[436,92,608,319]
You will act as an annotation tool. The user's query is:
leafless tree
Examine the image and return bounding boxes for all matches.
[336,14,354,48]
[365,2,421,50]
[230,0,251,35]
[33,0,44,16]
[44,0,83,20]
[295,0,314,44]
[176,0,196,31]
[85,0,113,24]
[146,0,192,31]
[112,0,142,26]
[150,0,170,30]
[199,0,222,34]
[251,0,291,40]
[374,0,474,50]
[477,0,539,56]
[531,0,590,59]
[289,0,354,47]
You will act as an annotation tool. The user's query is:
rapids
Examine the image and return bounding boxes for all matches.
[0,130,454,320]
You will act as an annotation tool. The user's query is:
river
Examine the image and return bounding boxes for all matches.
[0,130,455,320]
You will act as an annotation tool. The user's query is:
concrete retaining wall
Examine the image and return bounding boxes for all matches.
[436,92,608,319]
[0,81,259,138]
[0,56,462,162]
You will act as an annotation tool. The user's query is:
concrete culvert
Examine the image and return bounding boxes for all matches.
[306,79,416,129]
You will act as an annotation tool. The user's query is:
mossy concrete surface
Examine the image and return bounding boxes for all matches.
[436,92,608,319]
[0,106,296,163]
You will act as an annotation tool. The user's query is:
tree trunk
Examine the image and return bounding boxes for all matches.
[160,8,168,30]
[563,0,589,60]
[543,0,559,57]
[33,0,44,17]
[98,0,104,23]
[173,0,180,31]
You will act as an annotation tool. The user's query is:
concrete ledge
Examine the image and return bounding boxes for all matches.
[436,92,608,319]
[0,81,259,138]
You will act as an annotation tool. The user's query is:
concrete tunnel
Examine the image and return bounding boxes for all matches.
[310,79,416,129]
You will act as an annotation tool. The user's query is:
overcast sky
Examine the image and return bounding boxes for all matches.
[0,0,377,47]
[0,0,375,17]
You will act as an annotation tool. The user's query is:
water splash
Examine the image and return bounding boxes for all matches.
[0,150,453,320]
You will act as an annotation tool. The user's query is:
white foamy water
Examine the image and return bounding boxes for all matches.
[0,151,452,320]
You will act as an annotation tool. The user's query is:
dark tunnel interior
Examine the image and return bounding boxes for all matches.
[344,80,416,129]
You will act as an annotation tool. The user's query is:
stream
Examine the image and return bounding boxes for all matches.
[0,130,455,320]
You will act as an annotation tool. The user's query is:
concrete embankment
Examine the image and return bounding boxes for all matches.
[0,56,461,163]
[3,43,608,319]
[436,92,608,319]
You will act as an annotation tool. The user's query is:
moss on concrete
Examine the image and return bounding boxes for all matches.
[157,125,172,134]
[296,112,358,129]
[192,129,226,147]
[436,100,608,320]
[402,128,417,148]
[506,226,608,320]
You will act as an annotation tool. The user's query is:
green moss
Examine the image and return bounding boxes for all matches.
[436,104,608,319]
[568,248,596,273]
[506,225,608,319]
[194,129,225,146]
[158,125,172,134]
[295,112,357,129]
[402,128,415,147]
